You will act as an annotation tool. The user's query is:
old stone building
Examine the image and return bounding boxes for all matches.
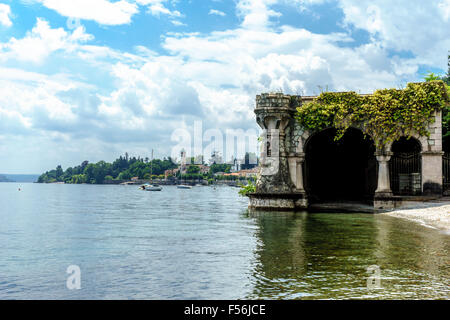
[250,92,445,211]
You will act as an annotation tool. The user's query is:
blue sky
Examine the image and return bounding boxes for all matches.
[0,0,449,173]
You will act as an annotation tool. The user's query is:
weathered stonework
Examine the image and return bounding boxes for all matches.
[251,92,444,212]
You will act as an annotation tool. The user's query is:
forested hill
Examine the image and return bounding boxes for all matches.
[37,154,178,184]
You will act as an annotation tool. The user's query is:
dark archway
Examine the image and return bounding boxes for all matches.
[305,128,377,203]
[389,137,422,195]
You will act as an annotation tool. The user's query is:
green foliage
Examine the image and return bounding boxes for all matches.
[70,174,87,184]
[186,165,200,174]
[209,163,231,175]
[296,81,450,149]
[423,72,450,140]
[180,173,203,180]
[424,72,442,82]
[37,154,178,184]
[238,181,256,197]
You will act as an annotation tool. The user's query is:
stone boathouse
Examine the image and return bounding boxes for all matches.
[250,90,447,212]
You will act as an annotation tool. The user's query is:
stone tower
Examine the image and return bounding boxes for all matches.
[251,93,308,210]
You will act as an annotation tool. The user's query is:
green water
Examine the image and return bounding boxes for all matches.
[246,212,449,299]
[0,183,448,299]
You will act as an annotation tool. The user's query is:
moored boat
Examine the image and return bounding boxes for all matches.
[177,185,192,189]
[146,185,162,191]
[140,184,162,191]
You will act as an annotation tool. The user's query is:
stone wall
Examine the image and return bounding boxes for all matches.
[252,91,444,211]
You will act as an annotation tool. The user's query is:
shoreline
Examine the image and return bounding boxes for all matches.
[381,202,450,233]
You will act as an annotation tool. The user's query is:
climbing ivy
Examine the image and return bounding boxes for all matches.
[238,181,256,197]
[295,81,450,149]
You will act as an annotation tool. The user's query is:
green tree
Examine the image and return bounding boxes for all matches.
[424,71,450,147]
[187,165,200,174]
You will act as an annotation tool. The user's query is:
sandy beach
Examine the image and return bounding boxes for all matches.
[382,202,450,233]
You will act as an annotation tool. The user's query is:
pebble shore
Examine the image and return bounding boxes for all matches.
[382,202,450,233]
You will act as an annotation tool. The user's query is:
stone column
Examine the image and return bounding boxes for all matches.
[288,153,305,192]
[421,151,444,195]
[375,152,393,196]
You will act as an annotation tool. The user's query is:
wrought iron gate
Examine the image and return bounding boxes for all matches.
[389,152,422,195]
[443,153,450,192]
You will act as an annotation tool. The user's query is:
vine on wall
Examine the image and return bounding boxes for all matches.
[295,81,450,149]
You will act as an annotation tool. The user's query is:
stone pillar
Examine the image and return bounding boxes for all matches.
[254,93,296,194]
[375,152,393,196]
[374,152,395,211]
[287,153,308,209]
[251,93,304,211]
[421,151,444,195]
[288,153,305,192]
[421,110,444,196]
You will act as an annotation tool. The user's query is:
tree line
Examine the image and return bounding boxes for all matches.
[37,154,242,184]
[37,153,178,184]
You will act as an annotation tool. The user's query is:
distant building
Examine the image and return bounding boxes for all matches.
[220,167,258,178]
[241,152,258,170]
[164,168,179,179]
[239,167,259,178]
[230,157,241,172]
[198,165,210,175]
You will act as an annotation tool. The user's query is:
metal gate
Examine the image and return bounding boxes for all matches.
[389,152,422,195]
[443,153,450,191]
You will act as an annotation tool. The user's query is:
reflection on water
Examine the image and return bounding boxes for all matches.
[0,183,448,299]
[246,211,449,299]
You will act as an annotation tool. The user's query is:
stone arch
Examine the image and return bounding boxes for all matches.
[298,126,376,154]
[303,127,377,202]
[389,136,423,195]
[383,134,424,154]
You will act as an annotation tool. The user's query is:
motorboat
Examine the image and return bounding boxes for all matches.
[140,184,162,191]
[146,184,162,191]
[177,185,192,189]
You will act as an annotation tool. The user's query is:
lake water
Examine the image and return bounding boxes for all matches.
[0,183,448,299]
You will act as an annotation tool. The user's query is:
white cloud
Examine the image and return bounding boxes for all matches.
[209,9,226,16]
[32,0,184,25]
[0,3,12,27]
[439,0,450,20]
[171,20,186,27]
[136,0,182,18]
[338,0,450,69]
[236,0,281,29]
[0,18,93,63]
[37,0,138,25]
[2,0,450,172]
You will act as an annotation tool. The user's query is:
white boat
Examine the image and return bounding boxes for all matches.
[145,184,162,191]
[143,149,162,191]
[177,185,192,189]
[140,184,162,191]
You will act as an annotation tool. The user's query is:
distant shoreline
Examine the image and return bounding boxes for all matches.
[0,174,39,183]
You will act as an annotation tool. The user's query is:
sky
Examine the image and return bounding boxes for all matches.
[0,0,449,174]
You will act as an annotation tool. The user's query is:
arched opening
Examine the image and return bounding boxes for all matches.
[304,128,377,203]
[389,137,422,195]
